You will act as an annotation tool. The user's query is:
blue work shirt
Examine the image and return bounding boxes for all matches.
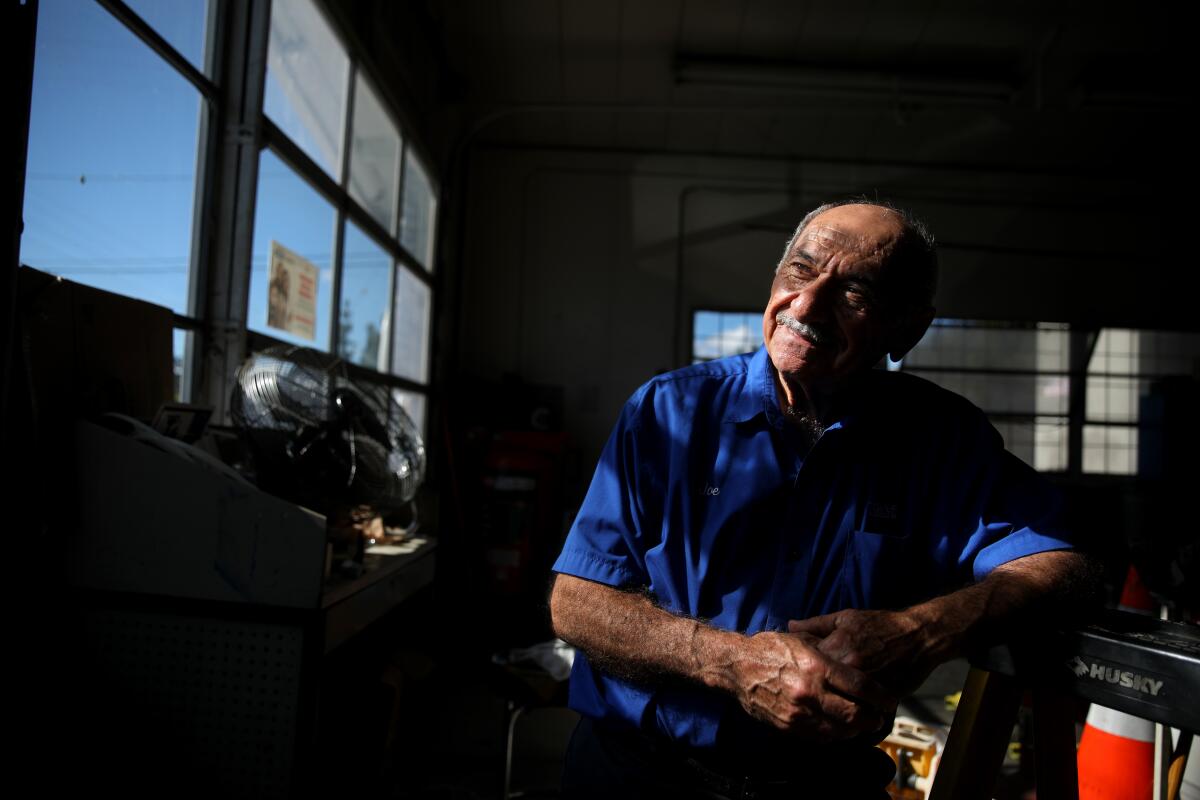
[551,346,1074,752]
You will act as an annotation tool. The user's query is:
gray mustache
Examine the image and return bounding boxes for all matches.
[776,312,836,347]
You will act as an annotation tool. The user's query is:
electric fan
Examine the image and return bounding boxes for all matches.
[230,345,426,516]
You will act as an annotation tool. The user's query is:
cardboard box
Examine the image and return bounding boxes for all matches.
[19,266,173,425]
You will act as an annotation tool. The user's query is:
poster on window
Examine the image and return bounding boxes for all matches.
[267,240,318,341]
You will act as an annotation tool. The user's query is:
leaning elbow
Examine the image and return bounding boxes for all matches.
[548,574,567,637]
[548,573,583,643]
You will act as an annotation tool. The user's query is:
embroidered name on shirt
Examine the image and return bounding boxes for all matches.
[866,502,898,520]
[863,501,903,536]
[703,483,721,496]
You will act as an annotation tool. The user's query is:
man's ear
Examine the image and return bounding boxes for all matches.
[887,305,936,362]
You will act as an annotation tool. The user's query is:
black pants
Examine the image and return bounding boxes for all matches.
[561,716,894,800]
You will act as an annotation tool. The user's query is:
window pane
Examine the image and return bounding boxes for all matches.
[692,311,761,362]
[1083,425,1139,475]
[400,149,437,269]
[1089,329,1137,375]
[248,149,335,349]
[173,328,191,402]
[992,417,1068,472]
[1089,328,1200,377]
[392,388,427,436]
[125,0,210,74]
[337,222,392,371]
[907,371,1069,416]
[349,74,401,234]
[1085,376,1146,423]
[906,321,1069,371]
[21,0,204,315]
[391,267,431,382]
[264,0,349,178]
[1135,331,1200,375]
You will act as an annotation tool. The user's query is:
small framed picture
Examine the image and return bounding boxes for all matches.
[151,403,212,443]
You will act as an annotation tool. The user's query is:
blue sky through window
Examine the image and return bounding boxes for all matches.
[124,0,209,73]
[692,310,762,362]
[22,0,437,393]
[248,149,336,349]
[21,0,207,316]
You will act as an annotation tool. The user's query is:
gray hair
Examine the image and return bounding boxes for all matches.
[778,199,938,310]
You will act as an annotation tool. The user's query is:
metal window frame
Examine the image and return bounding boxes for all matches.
[254,0,438,396]
[328,53,355,357]
[262,122,433,289]
[399,146,440,272]
[259,5,435,252]
[686,311,1198,477]
[50,0,225,404]
[98,0,220,99]
[79,0,439,416]
[907,320,1082,474]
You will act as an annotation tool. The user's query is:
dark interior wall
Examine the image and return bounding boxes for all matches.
[458,149,664,470]
[454,144,1189,470]
[319,1,1194,543]
[322,1,1193,471]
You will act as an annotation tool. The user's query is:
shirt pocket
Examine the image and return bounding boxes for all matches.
[841,525,920,609]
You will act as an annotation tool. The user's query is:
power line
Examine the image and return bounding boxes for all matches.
[28,172,194,183]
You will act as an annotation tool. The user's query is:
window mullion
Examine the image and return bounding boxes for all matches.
[182,0,230,402]
[1067,327,1097,475]
[263,119,432,287]
[384,140,411,377]
[196,0,271,423]
[98,0,219,98]
[330,61,356,355]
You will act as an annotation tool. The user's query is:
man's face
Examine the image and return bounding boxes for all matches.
[763,204,907,390]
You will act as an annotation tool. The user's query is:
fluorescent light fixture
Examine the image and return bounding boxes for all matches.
[675,57,1015,106]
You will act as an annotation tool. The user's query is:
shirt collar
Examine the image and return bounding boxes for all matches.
[723,345,875,431]
[722,346,780,426]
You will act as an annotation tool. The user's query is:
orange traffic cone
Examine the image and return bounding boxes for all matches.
[1078,704,1155,800]
[1117,565,1154,614]
[1077,566,1157,800]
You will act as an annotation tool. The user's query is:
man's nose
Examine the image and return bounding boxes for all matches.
[790,275,836,321]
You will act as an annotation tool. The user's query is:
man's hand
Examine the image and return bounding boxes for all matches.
[786,551,1100,695]
[550,574,895,739]
[723,629,897,739]
[787,609,935,696]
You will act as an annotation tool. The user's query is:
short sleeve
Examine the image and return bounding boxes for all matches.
[551,391,656,589]
[949,419,1076,583]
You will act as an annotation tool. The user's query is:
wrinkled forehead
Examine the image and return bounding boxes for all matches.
[795,206,904,259]
[801,224,859,250]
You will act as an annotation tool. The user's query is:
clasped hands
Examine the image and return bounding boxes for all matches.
[730,607,938,740]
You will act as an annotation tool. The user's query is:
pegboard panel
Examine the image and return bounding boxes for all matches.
[83,606,307,799]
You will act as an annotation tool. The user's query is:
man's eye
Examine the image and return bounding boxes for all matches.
[787,264,816,280]
[843,287,874,310]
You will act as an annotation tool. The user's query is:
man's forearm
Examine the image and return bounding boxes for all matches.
[548,572,736,687]
[789,549,1101,694]
[909,549,1101,663]
[549,573,894,738]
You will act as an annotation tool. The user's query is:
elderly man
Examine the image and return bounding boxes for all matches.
[549,201,1091,798]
